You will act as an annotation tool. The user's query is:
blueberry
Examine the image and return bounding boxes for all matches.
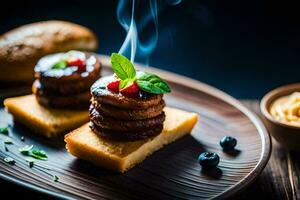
[220,136,237,150]
[198,152,220,168]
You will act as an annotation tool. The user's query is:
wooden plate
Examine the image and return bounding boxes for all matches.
[0,55,271,200]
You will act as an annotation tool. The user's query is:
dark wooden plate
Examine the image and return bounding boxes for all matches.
[0,55,271,200]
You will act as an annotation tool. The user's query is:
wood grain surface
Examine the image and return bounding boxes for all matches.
[0,56,271,199]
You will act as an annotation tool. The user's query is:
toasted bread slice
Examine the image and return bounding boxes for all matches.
[4,94,89,137]
[65,107,198,172]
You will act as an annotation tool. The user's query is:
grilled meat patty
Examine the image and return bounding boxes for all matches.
[35,52,101,82]
[33,79,91,109]
[33,51,101,109]
[35,52,101,95]
[39,75,99,95]
[91,76,162,109]
[89,122,163,141]
[91,97,165,120]
[90,105,165,131]
[89,75,166,141]
[34,89,90,109]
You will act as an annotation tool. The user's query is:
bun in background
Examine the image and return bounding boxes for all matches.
[0,20,98,82]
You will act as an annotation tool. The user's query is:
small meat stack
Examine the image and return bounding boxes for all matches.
[89,75,166,141]
[33,51,101,109]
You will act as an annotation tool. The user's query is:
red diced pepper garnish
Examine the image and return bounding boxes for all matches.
[107,80,121,93]
[120,81,139,96]
[67,57,86,71]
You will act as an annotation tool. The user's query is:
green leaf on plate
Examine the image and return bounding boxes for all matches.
[4,157,15,165]
[0,127,9,134]
[19,145,33,154]
[19,145,48,160]
[30,149,48,161]
[4,138,13,144]
[52,175,59,182]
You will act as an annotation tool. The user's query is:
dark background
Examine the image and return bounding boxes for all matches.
[1,0,300,99]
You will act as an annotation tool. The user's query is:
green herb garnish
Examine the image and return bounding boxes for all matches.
[31,149,48,161]
[136,72,171,94]
[0,127,9,134]
[19,145,48,161]
[111,53,136,80]
[52,60,67,70]
[19,145,33,154]
[52,175,59,182]
[4,157,15,165]
[4,138,13,144]
[110,53,171,94]
[26,158,34,168]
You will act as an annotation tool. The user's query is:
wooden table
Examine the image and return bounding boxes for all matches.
[0,100,298,200]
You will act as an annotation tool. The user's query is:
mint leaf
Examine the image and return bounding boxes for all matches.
[31,149,48,161]
[19,145,33,154]
[137,72,171,94]
[52,60,67,69]
[111,53,136,80]
[0,127,9,134]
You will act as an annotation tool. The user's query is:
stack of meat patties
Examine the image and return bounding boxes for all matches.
[89,75,166,141]
[32,51,101,110]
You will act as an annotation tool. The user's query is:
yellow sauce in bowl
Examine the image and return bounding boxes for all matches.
[270,92,300,127]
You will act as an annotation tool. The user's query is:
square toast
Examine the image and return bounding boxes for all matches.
[65,107,198,172]
[4,95,89,137]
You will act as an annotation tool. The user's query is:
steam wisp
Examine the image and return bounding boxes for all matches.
[117,0,181,63]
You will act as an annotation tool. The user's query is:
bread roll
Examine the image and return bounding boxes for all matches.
[0,20,98,82]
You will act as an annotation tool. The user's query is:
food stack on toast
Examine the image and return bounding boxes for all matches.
[4,50,101,137]
[65,53,198,172]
